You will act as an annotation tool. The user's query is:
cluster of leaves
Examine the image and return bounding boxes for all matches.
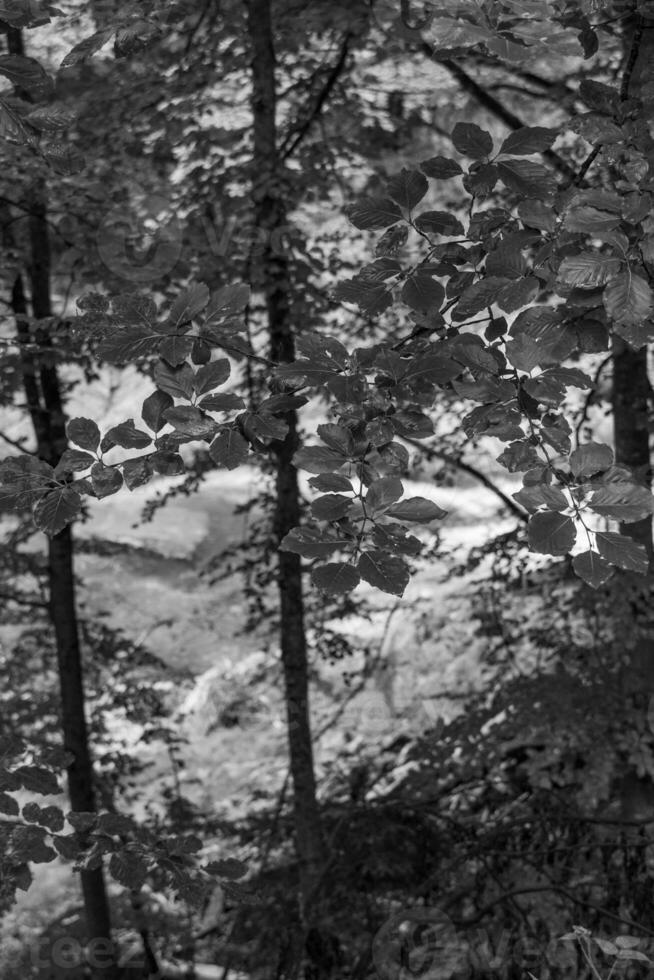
[2,3,654,604]
[330,109,654,587]
[1,277,453,596]
[0,0,171,173]
[0,733,257,910]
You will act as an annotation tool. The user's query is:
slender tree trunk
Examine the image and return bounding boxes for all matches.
[7,172,118,976]
[245,0,326,920]
[612,17,654,819]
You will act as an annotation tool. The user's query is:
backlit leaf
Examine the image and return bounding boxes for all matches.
[358,551,411,596]
[528,512,576,555]
[386,168,428,210]
[596,531,649,574]
[33,488,81,535]
[572,550,614,588]
[345,198,403,230]
[451,122,493,159]
[311,563,360,594]
[209,430,249,469]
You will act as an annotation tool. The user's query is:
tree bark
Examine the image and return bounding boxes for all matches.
[245,0,326,921]
[8,175,118,977]
[611,17,654,819]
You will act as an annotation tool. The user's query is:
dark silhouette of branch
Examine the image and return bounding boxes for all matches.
[419,43,575,179]
[0,430,35,454]
[621,14,645,100]
[403,436,528,522]
[453,884,654,935]
[280,33,351,160]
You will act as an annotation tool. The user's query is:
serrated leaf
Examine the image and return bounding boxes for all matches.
[563,206,620,233]
[295,332,350,368]
[193,358,231,394]
[150,450,185,475]
[159,335,194,367]
[372,523,422,556]
[317,423,354,456]
[498,159,557,198]
[366,477,403,514]
[513,484,569,513]
[357,550,410,596]
[142,389,174,432]
[199,393,245,411]
[375,224,409,257]
[308,473,354,492]
[162,406,216,439]
[518,199,556,232]
[401,275,444,313]
[572,550,614,588]
[122,457,152,491]
[167,283,210,329]
[603,271,653,328]
[486,245,527,280]
[0,53,53,100]
[66,417,101,452]
[60,27,114,67]
[108,851,148,890]
[420,156,462,179]
[33,488,81,535]
[386,168,428,210]
[203,283,250,327]
[557,253,621,288]
[98,325,162,364]
[452,277,511,319]
[209,430,249,469]
[451,122,493,159]
[413,211,464,236]
[386,497,447,523]
[333,277,392,316]
[496,277,539,313]
[105,419,152,450]
[154,361,195,400]
[345,198,403,230]
[589,484,654,522]
[243,412,288,442]
[293,446,347,474]
[54,449,95,477]
[528,512,576,555]
[280,527,351,558]
[499,126,558,155]
[310,494,353,521]
[311,563,360,594]
[90,463,123,499]
[596,531,649,573]
[569,442,613,478]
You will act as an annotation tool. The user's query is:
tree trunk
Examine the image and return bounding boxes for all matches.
[8,180,118,978]
[245,0,326,921]
[611,17,654,820]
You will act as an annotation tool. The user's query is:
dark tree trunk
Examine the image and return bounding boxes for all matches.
[245,0,326,921]
[611,17,654,820]
[7,174,118,977]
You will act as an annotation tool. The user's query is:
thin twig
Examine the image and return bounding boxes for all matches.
[403,435,528,522]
